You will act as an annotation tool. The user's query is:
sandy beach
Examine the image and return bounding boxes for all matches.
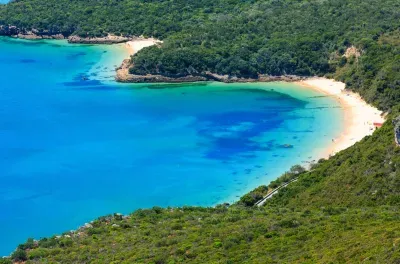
[124,38,161,56]
[296,78,385,158]
[114,37,161,81]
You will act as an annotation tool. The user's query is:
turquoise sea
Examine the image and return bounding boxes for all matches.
[0,37,343,255]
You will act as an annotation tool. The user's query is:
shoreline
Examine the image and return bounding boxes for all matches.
[117,37,304,84]
[118,40,386,159]
[3,34,385,171]
[117,39,386,160]
[124,38,162,55]
[0,36,389,256]
[295,78,385,159]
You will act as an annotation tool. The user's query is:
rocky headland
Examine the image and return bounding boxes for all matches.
[1,25,306,84]
[115,60,306,83]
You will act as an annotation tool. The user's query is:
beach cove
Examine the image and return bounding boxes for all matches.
[296,78,384,158]
[122,37,385,159]
[0,37,383,255]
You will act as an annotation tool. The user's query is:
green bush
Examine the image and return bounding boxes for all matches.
[28,248,50,259]
[11,249,27,262]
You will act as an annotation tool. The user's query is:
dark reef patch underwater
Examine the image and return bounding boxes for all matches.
[0,38,343,254]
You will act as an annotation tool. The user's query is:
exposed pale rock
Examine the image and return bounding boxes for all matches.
[68,34,131,44]
[344,46,361,58]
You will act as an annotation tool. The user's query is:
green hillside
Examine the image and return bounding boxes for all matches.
[1,0,400,263]
[3,111,398,264]
[5,206,400,263]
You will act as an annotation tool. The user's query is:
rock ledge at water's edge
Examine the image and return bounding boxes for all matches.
[0,25,135,44]
[115,59,306,83]
[0,25,65,39]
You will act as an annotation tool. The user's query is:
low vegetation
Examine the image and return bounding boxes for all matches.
[5,206,400,263]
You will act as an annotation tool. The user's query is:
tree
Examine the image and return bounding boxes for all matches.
[11,249,27,262]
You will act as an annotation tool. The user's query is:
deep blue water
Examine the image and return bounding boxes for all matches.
[0,37,343,255]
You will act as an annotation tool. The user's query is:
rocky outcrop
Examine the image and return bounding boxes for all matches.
[0,26,135,42]
[205,72,306,83]
[0,25,66,39]
[0,25,19,36]
[258,75,306,82]
[16,31,65,40]
[115,59,134,82]
[116,61,306,83]
[203,72,258,83]
[68,34,131,44]
[116,60,208,83]
[119,74,209,83]
[344,46,361,58]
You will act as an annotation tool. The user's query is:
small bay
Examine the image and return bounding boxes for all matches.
[0,37,343,255]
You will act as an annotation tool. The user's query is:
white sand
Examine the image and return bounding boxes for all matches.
[296,77,385,158]
[125,38,161,56]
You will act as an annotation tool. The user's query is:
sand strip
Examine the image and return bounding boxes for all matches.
[124,38,161,56]
[296,77,385,158]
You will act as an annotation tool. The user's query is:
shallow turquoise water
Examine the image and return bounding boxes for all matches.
[0,37,343,255]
